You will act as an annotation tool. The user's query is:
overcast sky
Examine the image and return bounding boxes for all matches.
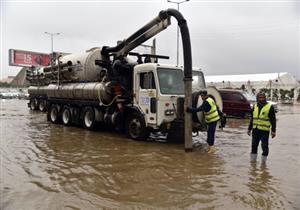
[1,0,299,79]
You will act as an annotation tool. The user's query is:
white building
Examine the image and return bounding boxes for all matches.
[205,72,299,91]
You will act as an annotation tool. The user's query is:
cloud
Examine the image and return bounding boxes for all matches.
[1,1,299,79]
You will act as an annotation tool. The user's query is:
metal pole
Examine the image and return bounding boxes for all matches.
[167,0,189,66]
[270,80,273,101]
[45,32,60,54]
[294,87,299,104]
[184,78,193,152]
[152,38,156,55]
[176,3,179,66]
[152,39,156,63]
[44,32,60,85]
[51,35,53,54]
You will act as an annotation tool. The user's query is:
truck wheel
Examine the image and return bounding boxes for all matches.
[48,105,60,124]
[30,99,38,110]
[38,99,47,112]
[62,107,72,126]
[126,113,149,140]
[83,107,97,130]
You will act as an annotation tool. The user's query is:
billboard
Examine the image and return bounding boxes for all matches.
[9,49,50,67]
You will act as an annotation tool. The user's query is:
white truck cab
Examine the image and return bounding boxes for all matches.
[134,64,184,129]
[133,63,208,133]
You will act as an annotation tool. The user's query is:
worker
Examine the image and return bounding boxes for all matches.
[247,92,276,164]
[187,90,220,153]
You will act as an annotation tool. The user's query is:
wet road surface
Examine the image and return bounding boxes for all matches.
[1,99,299,209]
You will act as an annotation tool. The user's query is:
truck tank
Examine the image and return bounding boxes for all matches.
[43,48,104,82]
[28,81,116,104]
[28,85,48,96]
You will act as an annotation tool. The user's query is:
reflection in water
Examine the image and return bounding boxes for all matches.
[41,125,227,208]
[1,100,299,209]
[231,162,286,210]
[15,110,228,209]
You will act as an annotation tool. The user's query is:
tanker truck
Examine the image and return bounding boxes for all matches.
[27,9,222,141]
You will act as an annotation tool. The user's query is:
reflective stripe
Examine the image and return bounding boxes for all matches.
[253,118,270,122]
[252,103,272,131]
[205,98,220,123]
[204,108,217,116]
[206,115,220,121]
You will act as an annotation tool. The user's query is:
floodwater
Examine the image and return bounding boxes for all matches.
[1,99,299,210]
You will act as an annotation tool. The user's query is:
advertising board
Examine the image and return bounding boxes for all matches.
[9,49,50,67]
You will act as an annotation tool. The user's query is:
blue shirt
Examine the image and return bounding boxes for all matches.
[189,100,211,113]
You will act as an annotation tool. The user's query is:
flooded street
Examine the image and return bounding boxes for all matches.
[1,99,299,210]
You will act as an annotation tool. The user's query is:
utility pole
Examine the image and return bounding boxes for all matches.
[141,39,156,62]
[167,0,189,66]
[270,80,273,101]
[44,32,60,55]
[44,32,60,85]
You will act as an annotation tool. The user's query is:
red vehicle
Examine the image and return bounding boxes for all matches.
[219,89,252,118]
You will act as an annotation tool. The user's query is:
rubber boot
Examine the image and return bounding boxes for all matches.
[250,153,257,162]
[261,155,267,165]
[207,146,214,154]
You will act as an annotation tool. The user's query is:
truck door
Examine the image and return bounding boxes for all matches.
[137,72,157,125]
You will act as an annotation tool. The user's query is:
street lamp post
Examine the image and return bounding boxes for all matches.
[45,32,60,84]
[44,32,60,55]
[167,0,189,66]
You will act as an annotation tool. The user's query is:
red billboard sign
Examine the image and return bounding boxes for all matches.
[9,49,50,67]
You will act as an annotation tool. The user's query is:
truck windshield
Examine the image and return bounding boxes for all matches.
[157,68,184,94]
[192,71,206,91]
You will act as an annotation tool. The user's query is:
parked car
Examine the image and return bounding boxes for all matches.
[243,91,278,113]
[0,89,29,100]
[219,89,278,118]
[219,89,251,118]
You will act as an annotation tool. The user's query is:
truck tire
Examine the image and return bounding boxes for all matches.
[83,107,97,130]
[38,99,47,112]
[29,99,38,110]
[48,105,60,124]
[62,106,72,126]
[126,113,149,140]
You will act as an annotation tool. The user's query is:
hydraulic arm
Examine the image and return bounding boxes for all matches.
[101,8,192,82]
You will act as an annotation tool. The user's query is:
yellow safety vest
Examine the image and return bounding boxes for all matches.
[205,97,220,123]
[253,103,272,131]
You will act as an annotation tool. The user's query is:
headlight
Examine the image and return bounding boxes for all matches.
[165,109,175,116]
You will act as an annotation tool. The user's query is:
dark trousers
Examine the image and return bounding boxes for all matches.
[207,121,217,146]
[251,129,269,156]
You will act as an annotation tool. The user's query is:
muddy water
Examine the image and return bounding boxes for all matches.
[1,99,299,210]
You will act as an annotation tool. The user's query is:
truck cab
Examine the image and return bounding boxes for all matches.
[128,63,208,140]
[133,64,184,128]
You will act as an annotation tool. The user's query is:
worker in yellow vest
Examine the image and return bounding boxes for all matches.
[187,90,220,153]
[247,92,276,164]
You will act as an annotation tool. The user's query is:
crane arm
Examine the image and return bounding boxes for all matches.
[101,14,170,58]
